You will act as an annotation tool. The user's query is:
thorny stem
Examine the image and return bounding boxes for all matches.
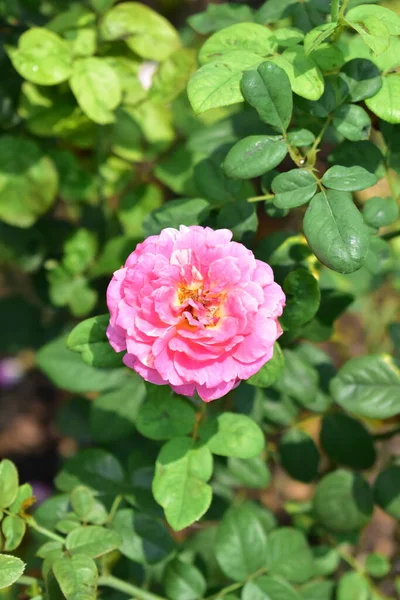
[309,116,333,158]
[99,575,167,600]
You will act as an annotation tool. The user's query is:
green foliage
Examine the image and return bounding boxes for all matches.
[1,0,399,598]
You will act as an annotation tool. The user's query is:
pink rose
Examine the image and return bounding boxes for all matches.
[106,226,285,402]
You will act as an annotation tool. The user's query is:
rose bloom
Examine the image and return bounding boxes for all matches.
[107,226,285,401]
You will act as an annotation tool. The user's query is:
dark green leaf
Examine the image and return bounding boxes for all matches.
[118,184,163,237]
[247,343,285,388]
[362,196,399,228]
[164,559,206,600]
[303,190,370,273]
[188,3,255,35]
[272,169,317,209]
[275,350,318,407]
[339,58,382,101]
[320,413,376,469]
[241,61,292,132]
[243,576,301,600]
[322,165,377,191]
[314,469,373,532]
[215,503,268,580]
[374,466,400,519]
[199,412,265,458]
[136,386,196,441]
[55,449,124,494]
[333,104,371,141]
[267,528,314,583]
[279,429,320,483]
[224,135,287,179]
[280,269,320,329]
[312,545,340,576]
[286,129,315,147]
[227,456,271,489]
[216,201,258,241]
[144,198,211,236]
[328,140,385,177]
[67,314,124,368]
[330,355,400,418]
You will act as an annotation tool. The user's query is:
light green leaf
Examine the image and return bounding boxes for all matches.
[215,503,268,581]
[345,15,390,55]
[67,314,124,369]
[337,572,370,600]
[199,23,276,64]
[70,57,121,124]
[272,169,317,209]
[365,74,400,124]
[330,355,400,419]
[150,48,197,104]
[241,61,292,133]
[100,2,180,61]
[243,576,301,600]
[224,135,287,179]
[271,47,324,101]
[303,190,370,274]
[153,437,213,531]
[320,413,376,470]
[2,515,26,551]
[267,528,314,583]
[0,460,18,509]
[0,555,25,590]
[144,198,210,236]
[164,559,206,600]
[199,412,265,458]
[71,486,94,521]
[333,104,371,141]
[227,456,271,489]
[279,430,320,483]
[66,526,120,558]
[322,165,377,191]
[53,554,98,600]
[362,196,399,228]
[374,466,400,519]
[0,136,58,228]
[246,342,285,388]
[187,50,263,114]
[280,269,320,330]
[136,386,195,441]
[9,483,34,514]
[7,28,72,85]
[365,553,390,578]
[314,469,373,532]
[345,4,400,35]
[304,23,338,56]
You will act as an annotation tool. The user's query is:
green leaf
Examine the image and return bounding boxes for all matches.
[53,554,98,600]
[65,526,120,558]
[136,386,195,441]
[362,196,399,228]
[320,413,376,469]
[303,190,370,274]
[314,469,373,532]
[216,201,258,242]
[224,135,287,180]
[247,342,285,388]
[241,61,292,132]
[164,559,206,600]
[34,495,70,532]
[187,51,262,114]
[345,4,400,36]
[200,412,265,458]
[345,15,390,55]
[70,486,94,521]
[275,350,318,407]
[279,429,320,483]
[328,140,385,178]
[322,165,377,191]
[9,483,34,514]
[374,465,400,519]
[215,503,268,580]
[267,528,314,583]
[37,335,129,393]
[67,315,124,369]
[243,576,301,600]
[90,380,145,443]
[330,355,400,419]
[55,448,124,494]
[227,456,271,489]
[153,437,213,531]
[365,74,400,124]
[280,269,320,330]
[286,129,315,147]
[272,169,317,209]
[304,23,338,56]
[300,289,353,342]
[312,545,340,577]
[62,228,98,275]
[150,48,197,104]
[144,198,211,236]
[0,460,18,509]
[365,553,391,578]
[274,27,304,48]
[339,58,382,102]
[100,2,180,61]
[111,508,174,564]
[337,572,370,600]
[189,3,255,35]
[333,104,371,141]
[0,555,25,590]
[0,136,58,228]
[2,515,26,551]
[70,57,121,124]
[199,23,276,64]
[7,28,72,85]
[300,580,335,600]
[272,47,324,101]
